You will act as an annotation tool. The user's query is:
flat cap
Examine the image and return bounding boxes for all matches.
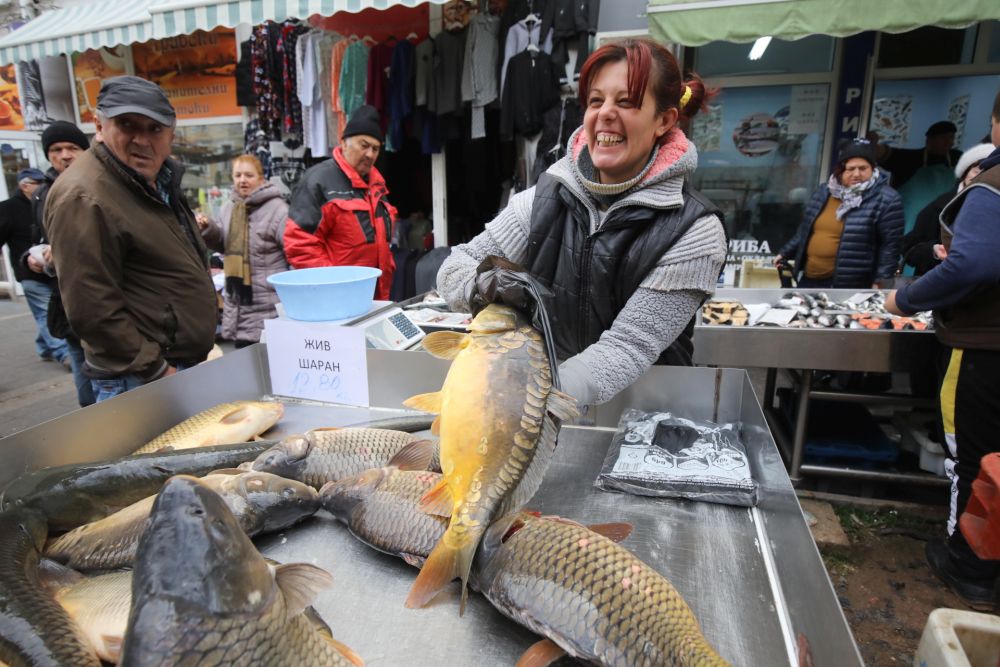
[97,75,176,126]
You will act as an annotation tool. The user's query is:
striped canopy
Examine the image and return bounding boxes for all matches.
[0,0,158,65]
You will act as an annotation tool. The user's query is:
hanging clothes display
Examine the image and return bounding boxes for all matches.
[244,119,273,178]
[501,17,552,92]
[366,38,396,133]
[329,37,351,143]
[313,32,338,149]
[500,48,561,140]
[541,0,599,71]
[296,31,328,157]
[430,27,467,117]
[461,12,501,140]
[278,21,308,148]
[235,38,254,107]
[339,39,371,120]
[251,23,283,139]
[388,39,416,150]
[530,97,582,184]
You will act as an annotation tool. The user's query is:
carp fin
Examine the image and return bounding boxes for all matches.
[431,415,441,436]
[418,478,453,517]
[545,389,579,422]
[420,331,468,359]
[516,639,567,667]
[405,539,462,611]
[307,427,341,433]
[328,636,366,667]
[275,563,334,619]
[387,439,436,472]
[587,522,634,543]
[220,406,251,425]
[303,605,333,636]
[401,553,426,569]
[102,635,124,663]
[36,558,85,595]
[402,391,442,414]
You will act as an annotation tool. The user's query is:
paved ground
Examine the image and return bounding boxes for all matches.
[0,296,80,437]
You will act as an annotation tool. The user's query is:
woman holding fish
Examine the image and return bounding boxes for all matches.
[196,154,289,348]
[437,38,727,406]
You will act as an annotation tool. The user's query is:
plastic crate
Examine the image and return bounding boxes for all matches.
[914,608,1000,667]
[894,412,948,477]
[777,388,898,468]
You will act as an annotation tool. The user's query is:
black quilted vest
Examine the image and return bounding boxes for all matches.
[524,173,722,366]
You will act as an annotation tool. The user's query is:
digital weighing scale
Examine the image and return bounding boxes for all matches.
[271,301,426,351]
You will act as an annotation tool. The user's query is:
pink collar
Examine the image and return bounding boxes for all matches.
[571,127,689,185]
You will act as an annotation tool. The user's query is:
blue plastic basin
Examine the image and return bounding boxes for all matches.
[266,266,382,321]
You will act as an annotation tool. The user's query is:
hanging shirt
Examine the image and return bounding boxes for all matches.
[501,20,553,93]
[329,38,351,144]
[314,32,338,150]
[461,13,500,140]
[414,37,434,108]
[366,40,395,131]
[387,39,416,150]
[339,40,370,120]
[278,22,306,148]
[430,27,467,116]
[500,48,561,140]
[296,32,328,157]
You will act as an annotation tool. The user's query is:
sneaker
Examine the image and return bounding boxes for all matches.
[926,539,996,611]
[61,357,72,371]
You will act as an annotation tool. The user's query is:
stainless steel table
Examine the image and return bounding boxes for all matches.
[693,288,944,486]
[0,346,862,666]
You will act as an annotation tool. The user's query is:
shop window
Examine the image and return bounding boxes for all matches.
[688,84,830,264]
[690,35,834,78]
[869,74,1000,151]
[172,123,244,215]
[989,21,1000,63]
[877,26,977,68]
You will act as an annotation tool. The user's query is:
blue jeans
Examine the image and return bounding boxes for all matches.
[91,361,196,403]
[20,279,69,361]
[66,339,95,407]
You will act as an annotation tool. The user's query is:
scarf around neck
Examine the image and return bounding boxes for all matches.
[224,199,253,305]
[827,169,879,220]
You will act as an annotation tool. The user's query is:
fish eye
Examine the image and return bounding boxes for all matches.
[282,487,296,497]
[187,506,205,517]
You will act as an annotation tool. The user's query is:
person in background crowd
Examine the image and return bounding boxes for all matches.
[902,142,995,275]
[436,38,727,407]
[886,91,1000,612]
[44,76,216,402]
[284,104,397,301]
[774,139,903,289]
[0,167,70,369]
[28,120,95,406]
[196,155,289,348]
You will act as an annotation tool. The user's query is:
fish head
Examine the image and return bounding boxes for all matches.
[468,303,520,334]
[239,401,285,431]
[133,475,274,616]
[318,466,391,522]
[250,434,313,480]
[231,471,320,534]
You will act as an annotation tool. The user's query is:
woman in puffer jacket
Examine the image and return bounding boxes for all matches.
[197,155,289,347]
[775,139,904,288]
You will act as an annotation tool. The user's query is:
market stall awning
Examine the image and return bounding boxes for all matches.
[149,0,447,39]
[647,0,1000,46]
[0,0,157,64]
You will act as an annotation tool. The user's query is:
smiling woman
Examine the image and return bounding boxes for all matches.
[436,38,729,408]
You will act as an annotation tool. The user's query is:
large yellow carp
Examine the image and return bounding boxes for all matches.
[403,303,577,612]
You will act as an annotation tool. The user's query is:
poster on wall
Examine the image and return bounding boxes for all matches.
[72,47,128,124]
[0,64,25,130]
[871,95,911,146]
[732,112,779,158]
[787,85,826,135]
[16,60,47,129]
[948,94,970,148]
[132,28,239,119]
[690,104,721,152]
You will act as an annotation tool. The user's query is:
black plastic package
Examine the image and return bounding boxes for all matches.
[595,409,758,507]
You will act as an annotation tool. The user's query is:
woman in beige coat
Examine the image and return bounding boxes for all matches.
[197,155,289,347]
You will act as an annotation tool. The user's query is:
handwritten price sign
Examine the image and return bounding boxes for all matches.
[264,319,369,406]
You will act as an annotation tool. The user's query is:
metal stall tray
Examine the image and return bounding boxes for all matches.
[0,347,862,666]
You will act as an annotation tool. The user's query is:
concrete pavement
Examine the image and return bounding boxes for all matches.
[0,295,80,438]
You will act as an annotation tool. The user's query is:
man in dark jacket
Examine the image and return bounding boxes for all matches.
[28,120,94,406]
[887,93,1000,611]
[0,167,69,367]
[45,76,217,402]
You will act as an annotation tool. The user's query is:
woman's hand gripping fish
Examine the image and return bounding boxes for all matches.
[403,303,578,613]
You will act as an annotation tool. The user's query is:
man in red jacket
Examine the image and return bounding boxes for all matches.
[284,105,397,300]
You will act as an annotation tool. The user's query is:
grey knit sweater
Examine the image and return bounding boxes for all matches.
[437,127,727,404]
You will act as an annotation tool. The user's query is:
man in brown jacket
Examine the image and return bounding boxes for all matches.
[44,76,216,402]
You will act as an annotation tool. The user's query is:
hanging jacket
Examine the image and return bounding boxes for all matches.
[202,181,289,343]
[500,49,561,140]
[284,147,397,300]
[779,170,903,288]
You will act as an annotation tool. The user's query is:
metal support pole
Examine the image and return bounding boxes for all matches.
[799,463,950,486]
[763,367,777,411]
[789,369,813,484]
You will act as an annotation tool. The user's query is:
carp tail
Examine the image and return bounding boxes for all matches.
[405,529,479,614]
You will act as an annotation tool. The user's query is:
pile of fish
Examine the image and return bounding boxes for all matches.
[703,291,933,330]
[0,303,732,667]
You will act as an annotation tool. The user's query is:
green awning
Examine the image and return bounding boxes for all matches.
[647,0,1000,46]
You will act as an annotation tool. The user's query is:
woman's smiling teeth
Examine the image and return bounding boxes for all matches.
[596,133,624,146]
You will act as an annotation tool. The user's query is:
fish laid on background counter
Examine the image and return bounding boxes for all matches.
[252,429,437,489]
[1,441,276,532]
[45,470,319,571]
[471,512,731,667]
[0,508,100,667]
[120,475,362,666]
[131,400,284,455]
[403,304,578,612]
[320,467,448,567]
[38,561,131,663]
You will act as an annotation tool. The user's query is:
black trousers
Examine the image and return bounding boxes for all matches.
[941,347,1000,576]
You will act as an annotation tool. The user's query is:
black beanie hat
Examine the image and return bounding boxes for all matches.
[341,105,383,143]
[925,120,957,138]
[41,121,89,154]
[838,138,876,168]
